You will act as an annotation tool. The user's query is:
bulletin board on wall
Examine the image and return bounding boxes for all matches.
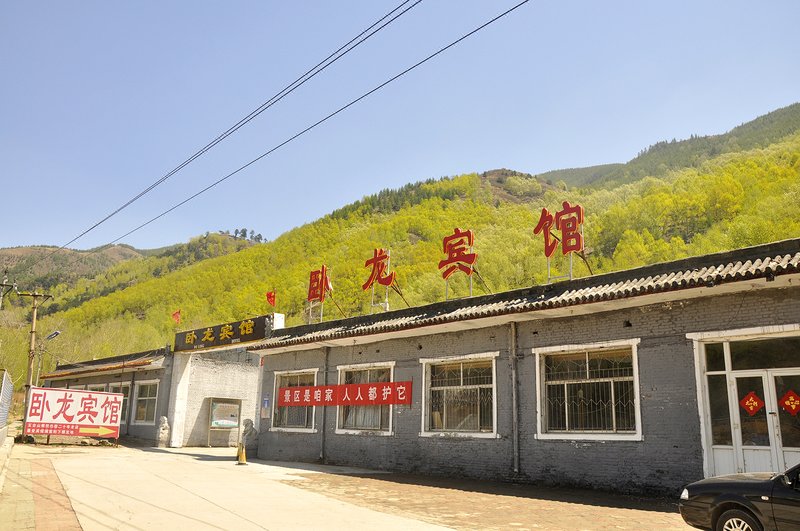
[207,397,242,447]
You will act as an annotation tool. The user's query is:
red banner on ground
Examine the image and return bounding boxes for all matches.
[278,381,412,407]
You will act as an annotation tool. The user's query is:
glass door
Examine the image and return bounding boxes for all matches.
[733,371,800,473]
[700,336,800,476]
[735,374,777,473]
[771,372,800,469]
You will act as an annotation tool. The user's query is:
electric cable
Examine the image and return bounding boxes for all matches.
[20,0,422,275]
[105,0,533,246]
[21,0,531,325]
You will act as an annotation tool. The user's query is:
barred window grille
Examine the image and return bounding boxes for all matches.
[428,360,493,432]
[544,349,636,433]
[274,373,315,428]
[339,368,391,431]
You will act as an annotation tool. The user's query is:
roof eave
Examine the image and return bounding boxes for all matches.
[250,270,799,354]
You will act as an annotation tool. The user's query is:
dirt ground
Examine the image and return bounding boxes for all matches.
[284,472,689,531]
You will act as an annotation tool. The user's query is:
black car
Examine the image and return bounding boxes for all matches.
[679,463,800,530]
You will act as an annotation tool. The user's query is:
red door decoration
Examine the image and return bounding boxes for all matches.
[779,390,800,416]
[739,391,765,416]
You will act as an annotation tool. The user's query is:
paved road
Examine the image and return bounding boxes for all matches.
[0,439,692,530]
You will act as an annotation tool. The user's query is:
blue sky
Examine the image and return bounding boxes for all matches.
[1,1,798,250]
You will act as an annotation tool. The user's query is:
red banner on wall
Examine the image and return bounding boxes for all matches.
[278,381,412,407]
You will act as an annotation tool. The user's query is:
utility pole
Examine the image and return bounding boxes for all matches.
[18,289,52,437]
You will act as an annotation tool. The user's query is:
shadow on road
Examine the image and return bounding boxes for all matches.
[304,472,680,515]
[116,438,679,516]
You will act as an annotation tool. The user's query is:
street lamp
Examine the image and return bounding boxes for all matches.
[36,330,61,386]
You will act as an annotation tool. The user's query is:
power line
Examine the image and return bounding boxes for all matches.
[19,0,531,313]
[20,0,422,276]
[106,0,533,246]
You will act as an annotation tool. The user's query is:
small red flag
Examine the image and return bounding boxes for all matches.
[171,309,181,324]
[266,291,276,307]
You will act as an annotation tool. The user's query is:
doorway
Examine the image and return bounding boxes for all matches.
[700,333,800,475]
[734,371,800,473]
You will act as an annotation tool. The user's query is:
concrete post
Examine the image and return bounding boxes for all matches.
[167,352,192,448]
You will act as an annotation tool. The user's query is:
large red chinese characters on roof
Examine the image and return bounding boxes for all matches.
[533,201,585,258]
[362,248,396,291]
[307,265,332,302]
[438,228,477,279]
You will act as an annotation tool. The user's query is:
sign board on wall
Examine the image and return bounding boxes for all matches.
[278,381,412,407]
[207,397,242,447]
[24,387,123,438]
[209,398,241,429]
[174,315,270,352]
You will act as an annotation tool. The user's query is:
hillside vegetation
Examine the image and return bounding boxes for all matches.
[538,102,800,187]
[1,104,799,386]
[0,245,143,293]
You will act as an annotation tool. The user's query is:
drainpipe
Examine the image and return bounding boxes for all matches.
[320,346,330,463]
[128,372,136,435]
[510,321,520,475]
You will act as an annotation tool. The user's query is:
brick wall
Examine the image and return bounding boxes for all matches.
[48,365,172,442]
[258,286,800,494]
[181,348,261,447]
[127,367,173,442]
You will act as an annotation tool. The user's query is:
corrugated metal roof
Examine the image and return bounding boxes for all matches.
[41,357,160,379]
[42,348,167,380]
[249,238,800,351]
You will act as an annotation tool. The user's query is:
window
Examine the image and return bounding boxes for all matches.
[422,353,497,436]
[337,365,392,433]
[273,372,315,430]
[705,374,732,445]
[88,384,106,393]
[133,382,158,424]
[730,336,800,370]
[537,341,641,440]
[109,383,130,423]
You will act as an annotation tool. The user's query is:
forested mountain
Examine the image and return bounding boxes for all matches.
[0,234,252,311]
[538,102,800,187]
[0,244,143,292]
[1,104,799,386]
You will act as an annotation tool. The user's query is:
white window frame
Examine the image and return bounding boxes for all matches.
[335,361,396,436]
[270,368,319,433]
[534,339,643,441]
[88,384,106,392]
[419,352,500,439]
[108,383,131,423]
[131,380,159,425]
